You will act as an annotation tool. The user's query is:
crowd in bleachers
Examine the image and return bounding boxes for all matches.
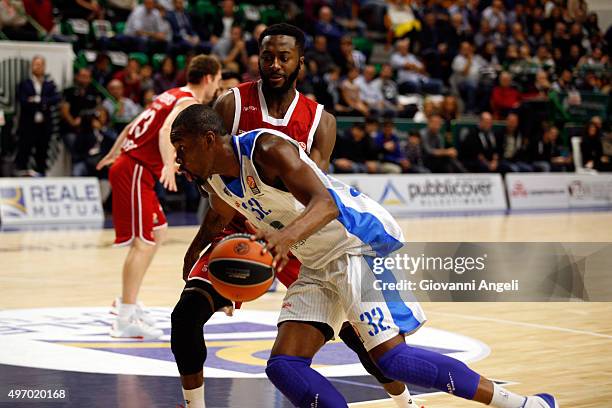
[1,0,611,208]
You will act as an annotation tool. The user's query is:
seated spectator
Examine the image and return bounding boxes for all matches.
[60,68,100,157]
[482,0,506,30]
[91,53,113,87]
[246,24,267,56]
[404,132,431,173]
[534,45,556,73]
[112,58,142,103]
[153,57,177,94]
[242,55,260,83]
[140,63,155,94]
[374,120,410,173]
[335,35,366,75]
[372,63,403,116]
[306,35,335,76]
[315,5,344,51]
[420,114,466,173]
[0,0,39,41]
[413,99,437,123]
[581,121,611,172]
[142,89,156,107]
[166,0,200,53]
[332,123,379,173]
[296,64,316,101]
[451,41,487,113]
[340,65,369,116]
[440,95,460,131]
[552,69,576,92]
[103,79,142,129]
[390,39,443,95]
[355,65,385,115]
[531,125,572,172]
[459,112,500,172]
[123,0,169,53]
[364,115,379,138]
[213,25,248,72]
[72,108,117,177]
[490,71,521,119]
[204,0,243,48]
[497,113,533,172]
[385,0,420,45]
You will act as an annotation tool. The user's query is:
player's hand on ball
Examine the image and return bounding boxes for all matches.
[160,163,178,192]
[246,221,291,272]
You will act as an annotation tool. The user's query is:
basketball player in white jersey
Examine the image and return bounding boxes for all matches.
[170,104,559,408]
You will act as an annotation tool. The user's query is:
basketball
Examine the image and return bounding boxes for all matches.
[208,233,275,302]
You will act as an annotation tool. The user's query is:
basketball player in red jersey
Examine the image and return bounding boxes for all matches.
[96,55,222,339]
[171,25,417,408]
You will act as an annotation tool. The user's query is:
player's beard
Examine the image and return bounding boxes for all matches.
[260,64,301,96]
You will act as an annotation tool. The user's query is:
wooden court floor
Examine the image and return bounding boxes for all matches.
[1,212,611,407]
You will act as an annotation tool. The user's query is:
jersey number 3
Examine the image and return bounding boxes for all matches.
[128,109,156,139]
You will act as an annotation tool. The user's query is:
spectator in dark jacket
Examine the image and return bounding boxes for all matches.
[420,114,466,173]
[497,113,533,172]
[15,56,60,176]
[532,125,572,172]
[374,120,410,173]
[404,132,431,173]
[459,112,500,172]
[581,122,611,172]
[166,0,200,52]
[332,123,379,173]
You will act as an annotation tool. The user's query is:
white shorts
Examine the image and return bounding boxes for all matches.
[278,254,427,351]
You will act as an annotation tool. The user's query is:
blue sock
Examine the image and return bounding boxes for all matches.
[266,355,348,408]
[377,342,480,400]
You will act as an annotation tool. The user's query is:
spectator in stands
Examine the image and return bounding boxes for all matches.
[213,25,248,72]
[335,35,366,75]
[142,89,155,107]
[91,53,113,87]
[364,115,379,138]
[314,5,344,51]
[306,35,335,75]
[552,69,576,92]
[103,79,142,129]
[374,120,410,173]
[208,0,243,47]
[340,65,370,116]
[581,121,611,172]
[482,0,506,29]
[246,24,267,56]
[420,114,465,173]
[60,67,100,157]
[14,55,60,176]
[490,71,521,119]
[391,39,443,95]
[534,45,556,73]
[384,0,420,45]
[413,98,437,123]
[474,20,494,50]
[440,95,459,132]
[332,123,379,173]
[153,56,177,94]
[140,63,155,94]
[497,112,533,172]
[318,65,345,114]
[123,0,169,53]
[447,12,473,55]
[112,58,142,103]
[372,63,403,116]
[404,132,431,173]
[578,46,608,67]
[459,112,500,172]
[0,0,39,41]
[532,125,572,172]
[166,0,200,53]
[217,71,240,96]
[72,107,116,177]
[242,55,260,83]
[452,41,486,113]
[355,65,385,116]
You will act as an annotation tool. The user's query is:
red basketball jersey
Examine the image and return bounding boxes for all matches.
[121,87,196,178]
[229,80,324,153]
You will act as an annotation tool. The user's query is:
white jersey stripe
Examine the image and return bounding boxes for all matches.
[306,104,323,154]
[230,87,241,135]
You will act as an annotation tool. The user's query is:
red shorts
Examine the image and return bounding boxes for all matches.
[109,154,167,246]
[188,243,301,288]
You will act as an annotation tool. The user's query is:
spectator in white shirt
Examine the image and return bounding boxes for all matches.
[355,65,385,114]
[390,39,443,94]
[482,0,506,29]
[452,41,487,113]
[103,79,143,128]
[122,0,169,52]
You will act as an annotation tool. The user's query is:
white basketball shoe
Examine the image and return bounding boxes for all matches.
[110,316,163,340]
[523,394,559,408]
[110,297,156,327]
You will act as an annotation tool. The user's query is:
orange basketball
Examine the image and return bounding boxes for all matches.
[208,233,275,302]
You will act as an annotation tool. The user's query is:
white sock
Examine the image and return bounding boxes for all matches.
[389,386,415,408]
[118,303,136,321]
[490,383,526,408]
[182,384,205,408]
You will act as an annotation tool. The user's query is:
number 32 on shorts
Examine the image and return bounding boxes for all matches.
[360,307,391,336]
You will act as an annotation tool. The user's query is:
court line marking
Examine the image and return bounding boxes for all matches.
[428,311,612,340]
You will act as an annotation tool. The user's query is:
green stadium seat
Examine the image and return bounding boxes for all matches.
[114,21,126,35]
[259,7,284,25]
[352,37,373,56]
[176,54,186,70]
[129,52,149,66]
[152,53,167,71]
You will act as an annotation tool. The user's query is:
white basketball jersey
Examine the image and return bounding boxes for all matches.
[207,129,405,269]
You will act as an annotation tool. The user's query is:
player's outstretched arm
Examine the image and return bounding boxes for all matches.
[96,118,134,170]
[252,135,339,271]
[309,110,336,171]
[160,98,198,192]
[182,186,237,281]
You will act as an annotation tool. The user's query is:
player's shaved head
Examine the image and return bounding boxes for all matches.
[171,104,226,143]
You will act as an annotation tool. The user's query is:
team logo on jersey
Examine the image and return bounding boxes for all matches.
[246,176,261,195]
[0,308,489,378]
